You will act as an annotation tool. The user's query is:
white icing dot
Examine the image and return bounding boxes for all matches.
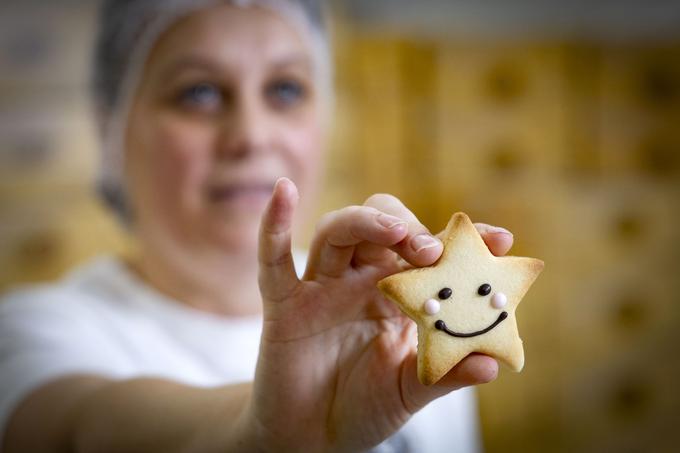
[424,299,441,315]
[491,292,508,309]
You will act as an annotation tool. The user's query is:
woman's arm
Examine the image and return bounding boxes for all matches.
[4,180,512,453]
[3,376,255,453]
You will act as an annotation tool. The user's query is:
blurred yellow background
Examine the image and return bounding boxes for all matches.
[1,1,678,451]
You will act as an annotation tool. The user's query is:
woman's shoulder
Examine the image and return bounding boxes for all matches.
[0,256,126,319]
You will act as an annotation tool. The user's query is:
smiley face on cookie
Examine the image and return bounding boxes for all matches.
[424,282,508,338]
[378,213,544,385]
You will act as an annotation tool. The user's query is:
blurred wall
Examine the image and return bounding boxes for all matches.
[330,2,680,452]
[0,0,129,290]
[1,1,679,452]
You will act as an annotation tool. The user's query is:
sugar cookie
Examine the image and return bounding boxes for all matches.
[377,212,544,385]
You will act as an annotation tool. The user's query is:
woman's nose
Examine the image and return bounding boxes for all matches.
[218,95,271,158]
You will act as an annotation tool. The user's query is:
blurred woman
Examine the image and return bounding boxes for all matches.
[0,0,512,451]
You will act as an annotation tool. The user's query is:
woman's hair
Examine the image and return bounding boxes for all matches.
[92,0,330,222]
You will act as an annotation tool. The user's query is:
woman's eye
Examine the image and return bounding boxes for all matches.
[178,83,222,110]
[266,80,306,107]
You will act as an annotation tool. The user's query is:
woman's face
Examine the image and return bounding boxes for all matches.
[125,4,325,257]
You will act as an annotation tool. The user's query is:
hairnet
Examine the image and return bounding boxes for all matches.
[92,0,330,222]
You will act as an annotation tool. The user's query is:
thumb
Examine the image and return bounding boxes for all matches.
[400,353,499,414]
[258,177,301,304]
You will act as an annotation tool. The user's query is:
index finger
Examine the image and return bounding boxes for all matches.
[258,178,301,303]
[361,194,443,268]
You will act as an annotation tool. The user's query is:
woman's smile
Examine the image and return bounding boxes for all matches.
[207,182,276,209]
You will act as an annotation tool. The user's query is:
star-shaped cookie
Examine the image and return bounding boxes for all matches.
[378,212,544,385]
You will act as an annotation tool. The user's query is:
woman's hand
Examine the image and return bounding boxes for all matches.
[248,178,514,452]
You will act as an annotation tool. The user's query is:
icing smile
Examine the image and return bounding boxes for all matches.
[434,312,508,338]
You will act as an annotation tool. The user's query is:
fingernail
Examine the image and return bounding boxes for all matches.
[411,234,441,253]
[488,226,513,235]
[273,177,298,199]
[274,177,290,190]
[377,214,407,229]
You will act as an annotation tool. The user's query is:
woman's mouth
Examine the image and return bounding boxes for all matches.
[207,183,275,208]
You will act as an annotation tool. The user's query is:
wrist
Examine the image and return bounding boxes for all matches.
[226,401,263,453]
[179,384,261,453]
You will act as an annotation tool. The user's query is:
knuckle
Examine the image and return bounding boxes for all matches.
[262,221,286,235]
[261,250,294,269]
[316,205,373,233]
[364,193,398,207]
[340,205,366,218]
[258,274,301,304]
[315,211,337,232]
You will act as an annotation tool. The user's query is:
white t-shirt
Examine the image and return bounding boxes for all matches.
[0,256,481,452]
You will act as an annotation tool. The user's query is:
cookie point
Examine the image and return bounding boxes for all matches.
[449,212,471,228]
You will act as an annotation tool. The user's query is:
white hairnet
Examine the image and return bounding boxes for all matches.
[92,0,330,222]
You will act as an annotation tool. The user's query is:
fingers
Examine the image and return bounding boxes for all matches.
[305,193,512,280]
[258,178,301,302]
[474,223,514,257]
[306,194,442,279]
[400,353,499,415]
[305,206,410,279]
[360,194,443,267]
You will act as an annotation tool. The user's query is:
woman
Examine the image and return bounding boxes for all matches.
[0,0,513,451]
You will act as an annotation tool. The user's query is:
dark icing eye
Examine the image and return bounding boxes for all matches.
[438,287,452,300]
[477,283,492,296]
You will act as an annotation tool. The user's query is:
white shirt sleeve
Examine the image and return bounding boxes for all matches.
[403,386,482,453]
[0,287,134,442]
